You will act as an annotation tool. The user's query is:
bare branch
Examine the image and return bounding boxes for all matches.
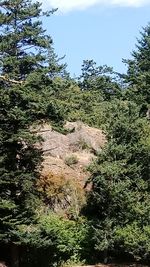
[0,75,24,84]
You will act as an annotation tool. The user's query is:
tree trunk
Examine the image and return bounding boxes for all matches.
[10,244,19,267]
[103,248,108,264]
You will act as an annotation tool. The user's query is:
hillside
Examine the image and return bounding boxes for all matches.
[36,121,106,214]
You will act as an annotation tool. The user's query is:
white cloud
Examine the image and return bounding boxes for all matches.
[42,0,150,12]
[111,0,149,7]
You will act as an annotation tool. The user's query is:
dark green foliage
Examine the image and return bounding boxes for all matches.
[123,24,150,114]
[78,60,122,100]
[55,83,122,130]
[53,60,122,130]
[81,25,150,263]
[85,100,150,262]
[0,1,150,265]
[11,213,88,267]
[0,0,63,247]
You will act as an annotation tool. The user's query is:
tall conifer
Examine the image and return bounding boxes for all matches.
[0,1,62,264]
[124,24,150,114]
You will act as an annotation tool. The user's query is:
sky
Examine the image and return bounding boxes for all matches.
[41,0,150,76]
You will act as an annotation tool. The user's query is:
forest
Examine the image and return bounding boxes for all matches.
[0,1,150,267]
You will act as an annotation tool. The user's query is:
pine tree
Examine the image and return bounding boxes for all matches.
[78,59,121,100]
[85,100,150,263]
[123,23,150,115]
[83,23,150,264]
[0,1,63,266]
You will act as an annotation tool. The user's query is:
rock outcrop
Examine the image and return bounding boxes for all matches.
[36,121,106,215]
[38,121,106,185]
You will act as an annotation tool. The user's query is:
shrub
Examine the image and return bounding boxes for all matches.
[64,155,78,166]
[77,138,91,150]
[37,172,85,218]
[38,213,88,266]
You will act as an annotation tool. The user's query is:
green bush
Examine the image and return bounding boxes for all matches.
[115,223,150,262]
[64,155,78,166]
[38,213,88,266]
[16,213,89,267]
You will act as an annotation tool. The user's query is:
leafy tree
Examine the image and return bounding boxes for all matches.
[0,1,64,266]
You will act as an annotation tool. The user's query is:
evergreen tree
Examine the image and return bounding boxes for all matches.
[0,1,63,265]
[123,23,150,115]
[84,25,150,263]
[78,59,121,100]
[85,100,150,263]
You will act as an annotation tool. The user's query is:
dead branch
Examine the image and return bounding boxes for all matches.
[0,75,24,84]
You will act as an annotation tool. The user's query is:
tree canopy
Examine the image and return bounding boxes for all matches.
[0,1,150,266]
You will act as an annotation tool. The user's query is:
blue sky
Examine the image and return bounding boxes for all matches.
[41,0,150,76]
